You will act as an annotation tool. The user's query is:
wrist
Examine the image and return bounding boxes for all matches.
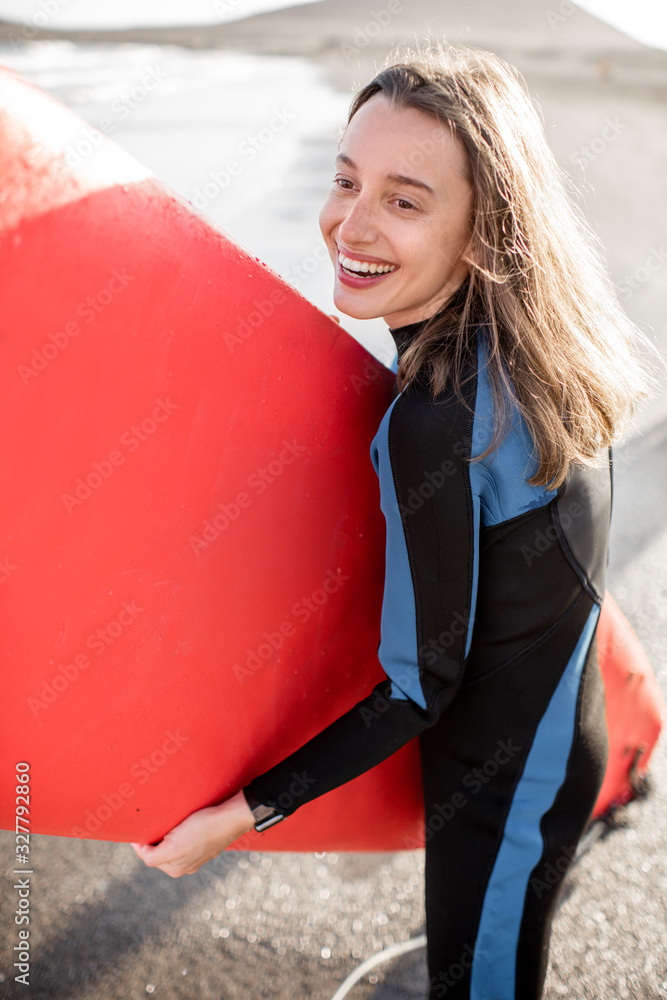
[213,789,255,836]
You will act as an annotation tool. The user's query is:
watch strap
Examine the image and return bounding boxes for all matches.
[242,786,285,832]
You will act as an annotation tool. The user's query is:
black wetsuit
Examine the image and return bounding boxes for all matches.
[243,304,610,999]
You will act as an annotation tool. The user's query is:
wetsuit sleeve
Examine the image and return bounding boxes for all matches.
[243,370,480,818]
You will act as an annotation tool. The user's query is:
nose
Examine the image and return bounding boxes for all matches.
[336,192,378,248]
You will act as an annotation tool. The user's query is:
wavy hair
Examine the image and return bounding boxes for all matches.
[343,41,656,487]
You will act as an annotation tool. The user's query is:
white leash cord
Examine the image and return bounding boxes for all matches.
[329,933,427,1000]
[329,817,612,999]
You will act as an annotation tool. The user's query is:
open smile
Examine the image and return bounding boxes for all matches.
[335,248,399,288]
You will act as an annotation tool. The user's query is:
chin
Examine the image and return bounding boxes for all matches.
[333,302,381,321]
[332,291,386,322]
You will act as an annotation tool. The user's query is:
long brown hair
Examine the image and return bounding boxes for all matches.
[343,41,656,488]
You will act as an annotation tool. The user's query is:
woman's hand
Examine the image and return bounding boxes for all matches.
[329,313,340,324]
[131,789,256,878]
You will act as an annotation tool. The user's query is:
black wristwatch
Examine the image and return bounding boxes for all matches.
[242,786,285,832]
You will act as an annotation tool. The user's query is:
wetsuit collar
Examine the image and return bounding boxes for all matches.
[387,280,469,362]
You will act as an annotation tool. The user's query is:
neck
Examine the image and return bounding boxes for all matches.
[388,280,470,360]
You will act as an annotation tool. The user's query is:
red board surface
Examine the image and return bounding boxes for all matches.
[0,67,662,852]
[594,593,664,816]
[0,64,424,850]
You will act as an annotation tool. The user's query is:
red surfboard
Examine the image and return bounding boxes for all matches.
[593,593,664,816]
[0,63,424,851]
[0,66,661,851]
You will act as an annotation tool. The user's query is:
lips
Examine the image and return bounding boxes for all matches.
[334,246,398,289]
[336,257,397,288]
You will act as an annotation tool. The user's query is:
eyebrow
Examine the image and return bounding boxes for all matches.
[335,153,436,197]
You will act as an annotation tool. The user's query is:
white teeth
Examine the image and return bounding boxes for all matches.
[338,251,396,275]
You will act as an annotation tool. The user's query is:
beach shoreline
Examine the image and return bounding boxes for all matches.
[2,0,667,99]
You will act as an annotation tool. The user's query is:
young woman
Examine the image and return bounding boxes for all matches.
[133,42,652,999]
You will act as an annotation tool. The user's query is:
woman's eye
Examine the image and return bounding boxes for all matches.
[332,179,417,211]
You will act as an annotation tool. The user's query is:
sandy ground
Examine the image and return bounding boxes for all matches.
[0,2,666,998]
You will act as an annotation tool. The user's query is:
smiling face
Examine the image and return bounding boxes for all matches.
[319,94,474,329]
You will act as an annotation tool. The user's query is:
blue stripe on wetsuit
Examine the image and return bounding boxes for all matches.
[370,393,425,707]
[370,332,554,711]
[470,602,601,1000]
